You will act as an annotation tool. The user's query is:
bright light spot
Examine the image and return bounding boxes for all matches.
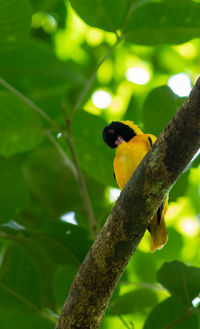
[57,132,62,139]
[92,90,112,109]
[108,188,121,203]
[192,296,200,308]
[180,218,198,236]
[2,220,25,231]
[125,67,150,85]
[168,73,192,97]
[60,212,78,225]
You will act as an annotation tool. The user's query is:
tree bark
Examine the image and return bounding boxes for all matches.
[56,78,200,329]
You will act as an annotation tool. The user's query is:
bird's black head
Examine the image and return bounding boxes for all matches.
[102,121,136,148]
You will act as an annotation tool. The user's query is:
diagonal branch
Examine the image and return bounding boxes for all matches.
[55,77,200,329]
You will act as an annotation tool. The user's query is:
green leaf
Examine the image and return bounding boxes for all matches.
[141,86,184,136]
[0,40,85,119]
[157,261,200,306]
[132,250,157,283]
[155,228,184,261]
[0,311,54,329]
[52,265,77,307]
[109,288,158,315]
[0,157,29,219]
[0,243,41,308]
[31,0,67,28]
[170,171,190,201]
[143,297,198,329]
[69,0,129,32]
[72,110,115,186]
[0,92,44,156]
[37,220,91,264]
[0,0,32,51]
[125,1,200,45]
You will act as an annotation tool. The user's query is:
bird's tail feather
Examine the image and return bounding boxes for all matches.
[149,214,168,253]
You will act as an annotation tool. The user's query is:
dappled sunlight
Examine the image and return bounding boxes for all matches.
[167,73,192,96]
[126,67,150,85]
[179,217,199,237]
[92,90,112,109]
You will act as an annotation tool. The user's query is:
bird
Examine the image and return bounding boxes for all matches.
[102,120,168,253]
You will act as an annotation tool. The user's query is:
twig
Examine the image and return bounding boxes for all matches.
[0,77,58,129]
[70,35,123,118]
[109,303,134,329]
[163,309,193,329]
[45,130,77,179]
[63,116,97,237]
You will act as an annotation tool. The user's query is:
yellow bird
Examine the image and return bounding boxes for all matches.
[103,120,168,252]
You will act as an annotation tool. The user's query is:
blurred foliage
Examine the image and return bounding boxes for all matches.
[0,0,199,328]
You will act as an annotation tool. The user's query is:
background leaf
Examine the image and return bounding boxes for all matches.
[0,157,29,220]
[69,0,129,32]
[0,0,32,51]
[141,85,184,137]
[157,261,200,306]
[0,92,44,156]
[125,1,200,45]
[143,297,198,329]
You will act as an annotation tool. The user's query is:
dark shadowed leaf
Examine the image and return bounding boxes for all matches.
[52,265,77,306]
[157,261,200,306]
[0,311,54,329]
[143,297,198,329]
[0,157,29,219]
[0,243,41,307]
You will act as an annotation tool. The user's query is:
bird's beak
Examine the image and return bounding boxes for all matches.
[115,136,124,146]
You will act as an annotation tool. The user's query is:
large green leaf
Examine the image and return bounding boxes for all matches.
[0,243,41,307]
[0,92,44,156]
[0,157,29,219]
[157,261,200,306]
[70,0,129,32]
[0,311,54,329]
[0,40,85,119]
[141,85,184,137]
[52,265,77,307]
[143,297,198,329]
[108,288,158,315]
[125,1,200,45]
[0,0,32,51]
[72,110,115,186]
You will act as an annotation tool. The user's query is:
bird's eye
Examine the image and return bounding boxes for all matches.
[108,129,115,135]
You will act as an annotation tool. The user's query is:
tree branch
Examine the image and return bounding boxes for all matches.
[56,77,200,329]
